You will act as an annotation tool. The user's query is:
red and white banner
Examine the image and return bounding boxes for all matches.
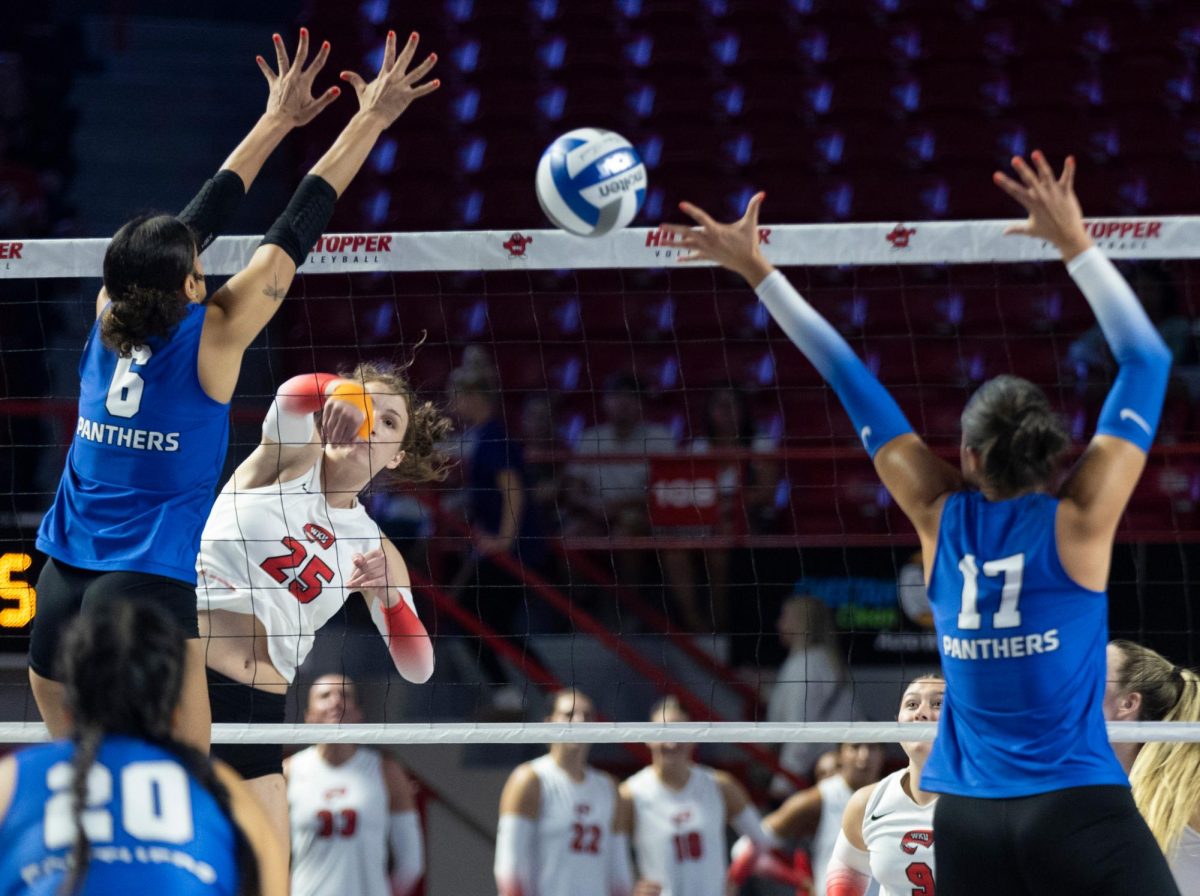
[1,217,1195,279]
[647,457,722,529]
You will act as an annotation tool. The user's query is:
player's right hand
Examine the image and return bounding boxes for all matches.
[994,151,1093,260]
[339,30,440,128]
[322,386,368,445]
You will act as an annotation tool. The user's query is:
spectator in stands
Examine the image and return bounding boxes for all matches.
[519,392,568,535]
[896,549,934,630]
[662,385,782,630]
[448,347,547,705]
[567,372,676,535]
[768,594,855,796]
[286,673,424,896]
[1068,262,1197,396]
[566,372,676,608]
[494,689,634,896]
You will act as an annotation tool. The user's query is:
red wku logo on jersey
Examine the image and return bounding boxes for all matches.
[324,787,347,800]
[901,829,934,854]
[670,810,692,827]
[303,523,335,549]
[575,804,592,816]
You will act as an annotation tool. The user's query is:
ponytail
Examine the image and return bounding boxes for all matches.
[1130,667,1200,856]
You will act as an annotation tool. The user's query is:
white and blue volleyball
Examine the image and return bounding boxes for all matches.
[535,128,647,237]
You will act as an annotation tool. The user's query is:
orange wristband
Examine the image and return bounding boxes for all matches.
[328,381,375,441]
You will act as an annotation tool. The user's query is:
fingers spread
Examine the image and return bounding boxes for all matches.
[743,191,766,227]
[295,26,310,70]
[679,201,716,228]
[382,30,398,73]
[1030,149,1055,183]
[1010,156,1038,189]
[394,31,419,72]
[306,39,331,79]
[409,79,441,99]
[255,54,275,82]
[340,70,367,93]
[404,52,438,85]
[1060,154,1076,192]
[272,33,290,76]
[992,171,1031,205]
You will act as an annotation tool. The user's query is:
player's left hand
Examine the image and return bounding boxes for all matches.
[258,28,341,127]
[347,549,388,590]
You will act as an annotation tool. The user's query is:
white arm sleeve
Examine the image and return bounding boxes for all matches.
[825,830,872,896]
[730,805,780,851]
[608,831,635,896]
[388,810,424,896]
[495,814,537,896]
[262,398,315,445]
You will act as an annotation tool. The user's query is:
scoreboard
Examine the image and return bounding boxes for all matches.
[0,528,39,654]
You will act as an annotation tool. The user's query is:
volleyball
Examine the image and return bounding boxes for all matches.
[535,128,648,237]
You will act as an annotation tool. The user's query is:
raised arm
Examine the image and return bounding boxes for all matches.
[198,30,440,403]
[994,153,1172,586]
[94,30,339,319]
[231,371,374,490]
[661,195,962,547]
[181,30,340,248]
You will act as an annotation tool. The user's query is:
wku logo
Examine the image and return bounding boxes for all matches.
[324,787,347,800]
[575,804,592,816]
[901,829,934,854]
[886,224,916,248]
[670,810,692,827]
[503,233,533,257]
[303,523,335,549]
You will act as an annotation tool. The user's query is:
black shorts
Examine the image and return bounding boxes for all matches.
[934,785,1180,896]
[207,667,287,780]
[29,557,200,679]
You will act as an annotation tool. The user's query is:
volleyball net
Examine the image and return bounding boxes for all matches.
[0,217,1198,756]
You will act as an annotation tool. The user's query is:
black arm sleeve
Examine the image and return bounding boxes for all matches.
[178,169,247,251]
[261,175,338,268]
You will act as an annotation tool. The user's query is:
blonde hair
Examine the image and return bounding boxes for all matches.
[1126,650,1200,856]
[1111,639,1188,722]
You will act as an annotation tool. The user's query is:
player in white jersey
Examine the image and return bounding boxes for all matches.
[495,689,634,896]
[287,674,424,896]
[198,360,451,846]
[825,676,944,896]
[731,740,885,895]
[621,697,775,896]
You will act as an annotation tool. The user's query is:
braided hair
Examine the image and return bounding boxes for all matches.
[55,601,260,895]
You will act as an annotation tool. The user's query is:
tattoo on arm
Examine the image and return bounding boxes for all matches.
[263,275,288,302]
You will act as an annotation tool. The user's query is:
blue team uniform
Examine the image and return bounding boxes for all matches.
[921,490,1128,798]
[37,303,229,584]
[0,736,240,895]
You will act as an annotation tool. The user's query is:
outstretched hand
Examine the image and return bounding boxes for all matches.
[658,192,774,287]
[257,28,340,127]
[340,30,440,128]
[993,151,1093,260]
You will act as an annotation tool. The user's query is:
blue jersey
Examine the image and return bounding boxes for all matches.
[37,303,229,583]
[0,736,239,895]
[921,490,1127,798]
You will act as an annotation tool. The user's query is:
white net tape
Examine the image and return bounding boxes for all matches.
[0,217,1190,278]
[0,722,1194,745]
